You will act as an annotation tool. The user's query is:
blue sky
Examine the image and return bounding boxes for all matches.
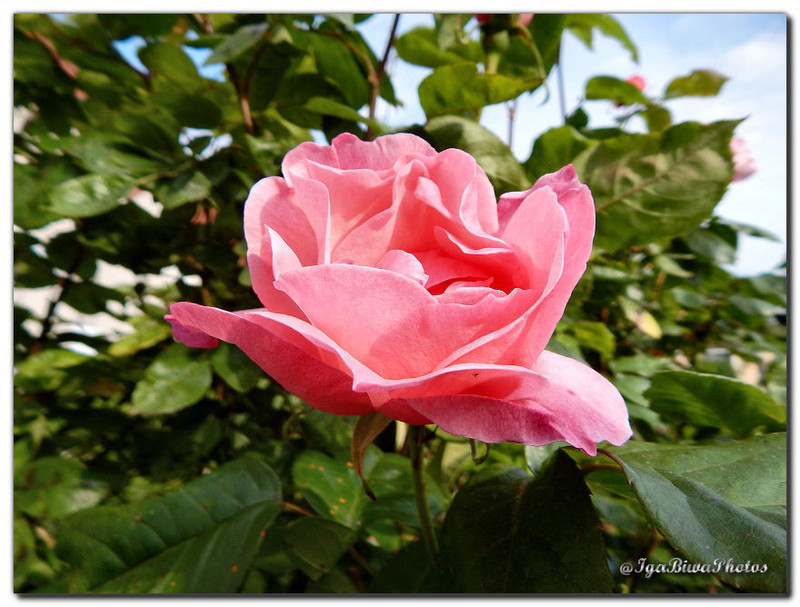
[358,13,787,276]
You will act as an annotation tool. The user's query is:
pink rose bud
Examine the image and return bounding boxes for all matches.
[167,133,631,455]
[476,14,533,27]
[730,136,757,182]
[516,14,533,27]
[626,75,646,92]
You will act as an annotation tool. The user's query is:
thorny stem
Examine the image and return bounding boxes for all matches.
[408,425,439,567]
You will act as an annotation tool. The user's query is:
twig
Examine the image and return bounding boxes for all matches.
[506,99,517,150]
[556,46,567,124]
[366,14,400,139]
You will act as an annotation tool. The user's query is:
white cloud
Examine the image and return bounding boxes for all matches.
[721,32,786,83]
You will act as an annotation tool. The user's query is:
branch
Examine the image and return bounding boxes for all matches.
[366,14,400,139]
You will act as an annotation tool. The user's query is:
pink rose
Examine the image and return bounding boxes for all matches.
[730,136,757,182]
[166,133,631,455]
[626,75,646,92]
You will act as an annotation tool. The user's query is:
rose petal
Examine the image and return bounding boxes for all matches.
[243,177,320,316]
[284,132,436,175]
[495,165,596,365]
[165,314,218,349]
[378,249,429,286]
[274,263,534,379]
[379,351,631,455]
[423,147,499,237]
[168,302,374,415]
[525,351,632,453]
[498,185,566,299]
[332,150,507,269]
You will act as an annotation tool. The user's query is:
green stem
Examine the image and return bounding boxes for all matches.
[408,425,439,566]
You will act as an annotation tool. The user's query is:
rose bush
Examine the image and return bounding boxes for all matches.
[167,133,631,455]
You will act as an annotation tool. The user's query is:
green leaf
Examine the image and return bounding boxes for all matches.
[669,286,707,309]
[15,348,92,392]
[49,457,282,593]
[653,253,693,278]
[434,13,465,49]
[300,30,370,109]
[646,370,786,437]
[306,566,359,593]
[272,73,343,129]
[564,14,638,61]
[574,120,738,251]
[14,162,63,229]
[440,451,614,592]
[665,69,728,99]
[606,434,787,592]
[565,320,616,360]
[204,22,268,65]
[524,125,595,183]
[153,92,223,130]
[728,295,783,321]
[641,104,672,133]
[683,222,738,264]
[292,449,442,531]
[524,442,568,475]
[324,14,355,29]
[108,316,173,357]
[139,42,201,89]
[51,131,169,176]
[423,114,529,194]
[129,344,212,415]
[303,96,385,133]
[529,14,569,74]
[210,341,264,393]
[97,13,179,38]
[283,517,357,581]
[419,62,538,119]
[15,456,108,519]
[153,167,213,210]
[717,217,781,242]
[619,297,662,339]
[369,540,458,593]
[48,173,136,218]
[394,26,482,68]
[585,75,649,105]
